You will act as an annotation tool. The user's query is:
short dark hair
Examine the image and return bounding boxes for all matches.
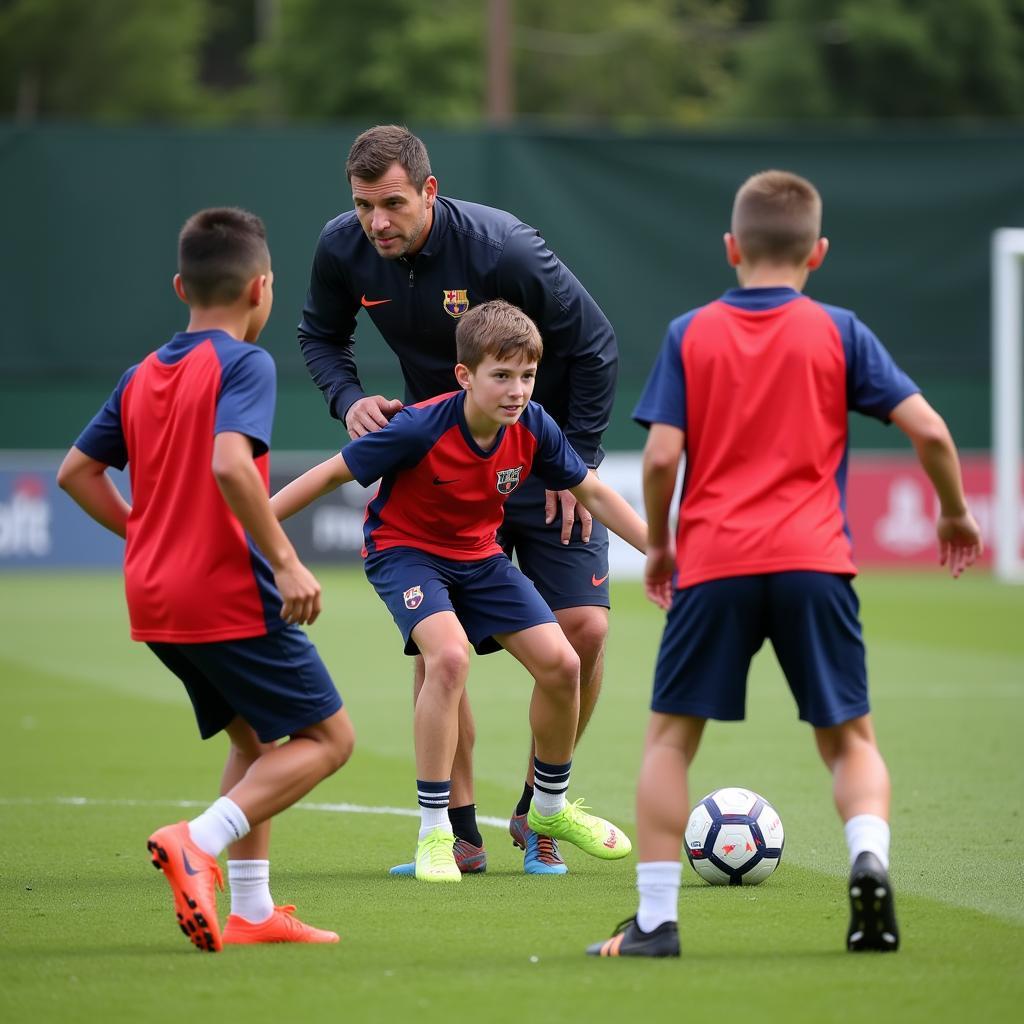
[345,125,432,189]
[177,207,269,307]
[732,170,822,266]
[456,300,543,370]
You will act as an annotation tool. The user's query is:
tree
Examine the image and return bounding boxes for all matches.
[723,0,1024,119]
[254,0,485,122]
[0,0,209,121]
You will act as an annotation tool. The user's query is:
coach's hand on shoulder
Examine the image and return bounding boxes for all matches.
[936,510,983,579]
[273,555,323,625]
[346,395,404,439]
[645,544,675,610]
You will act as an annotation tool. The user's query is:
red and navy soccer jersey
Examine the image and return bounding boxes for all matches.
[74,330,285,643]
[633,287,919,588]
[341,391,588,560]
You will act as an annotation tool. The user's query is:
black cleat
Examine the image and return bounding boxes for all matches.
[847,852,900,952]
[586,916,680,958]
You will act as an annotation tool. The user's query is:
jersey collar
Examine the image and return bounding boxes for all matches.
[720,286,803,311]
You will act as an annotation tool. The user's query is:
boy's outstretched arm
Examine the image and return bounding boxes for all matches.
[641,424,685,610]
[889,394,983,577]
[212,431,322,625]
[270,454,353,522]
[569,473,647,554]
[57,447,131,538]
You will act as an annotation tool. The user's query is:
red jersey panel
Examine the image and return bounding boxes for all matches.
[633,288,918,588]
[75,331,282,642]
[341,391,587,561]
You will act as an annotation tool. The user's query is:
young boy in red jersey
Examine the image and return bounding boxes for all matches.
[58,208,355,951]
[272,299,644,882]
[587,170,983,958]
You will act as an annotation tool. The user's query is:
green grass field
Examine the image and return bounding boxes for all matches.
[1,569,1022,1023]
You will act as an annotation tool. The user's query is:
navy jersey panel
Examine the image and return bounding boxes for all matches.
[298,196,617,467]
[147,625,343,743]
[631,311,698,431]
[75,364,140,469]
[211,339,277,456]
[651,571,868,727]
[819,304,920,421]
[364,548,557,656]
[343,392,587,560]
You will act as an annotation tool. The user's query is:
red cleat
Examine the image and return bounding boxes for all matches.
[223,905,340,945]
[146,821,224,952]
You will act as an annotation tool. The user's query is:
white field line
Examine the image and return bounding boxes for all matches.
[0,795,509,829]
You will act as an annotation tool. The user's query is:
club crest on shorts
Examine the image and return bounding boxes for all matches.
[403,586,424,610]
[496,465,523,495]
[443,289,469,318]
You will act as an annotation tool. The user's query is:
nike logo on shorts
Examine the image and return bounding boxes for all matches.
[361,295,391,307]
[433,476,459,486]
[592,573,609,587]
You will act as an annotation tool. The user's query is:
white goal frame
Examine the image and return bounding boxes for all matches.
[991,228,1024,583]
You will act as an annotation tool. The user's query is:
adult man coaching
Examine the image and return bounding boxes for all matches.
[298,124,618,875]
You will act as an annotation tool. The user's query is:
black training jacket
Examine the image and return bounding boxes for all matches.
[297,196,618,468]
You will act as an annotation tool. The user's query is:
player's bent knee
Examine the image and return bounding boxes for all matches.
[424,646,470,689]
[560,613,608,662]
[534,646,581,697]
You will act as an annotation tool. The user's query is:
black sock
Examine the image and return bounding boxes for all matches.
[448,804,483,848]
[515,782,534,817]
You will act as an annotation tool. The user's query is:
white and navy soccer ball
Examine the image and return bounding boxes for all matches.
[685,787,784,885]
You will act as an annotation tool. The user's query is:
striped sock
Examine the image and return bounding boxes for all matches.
[532,757,571,816]
[417,779,452,839]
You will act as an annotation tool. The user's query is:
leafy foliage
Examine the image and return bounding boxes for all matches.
[2,0,1023,124]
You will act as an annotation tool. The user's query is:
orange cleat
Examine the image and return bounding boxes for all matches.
[223,905,340,945]
[146,821,224,953]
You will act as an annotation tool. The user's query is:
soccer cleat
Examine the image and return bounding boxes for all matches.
[223,905,339,945]
[146,820,224,953]
[527,798,632,861]
[847,851,900,952]
[586,916,680,958]
[414,828,461,883]
[389,837,486,876]
[510,813,568,875]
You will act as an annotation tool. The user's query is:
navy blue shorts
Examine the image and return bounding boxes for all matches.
[363,547,557,656]
[147,625,343,743]
[498,475,610,611]
[651,572,869,728]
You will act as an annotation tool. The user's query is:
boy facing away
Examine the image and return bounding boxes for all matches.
[587,170,982,958]
[58,208,355,951]
[272,299,646,882]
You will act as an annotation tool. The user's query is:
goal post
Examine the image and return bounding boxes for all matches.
[991,228,1024,583]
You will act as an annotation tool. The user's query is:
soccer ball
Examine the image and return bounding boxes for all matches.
[685,787,784,885]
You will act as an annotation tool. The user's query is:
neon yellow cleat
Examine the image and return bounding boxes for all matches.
[527,798,632,861]
[415,828,461,882]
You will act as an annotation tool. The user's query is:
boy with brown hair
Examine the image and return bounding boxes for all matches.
[587,170,982,958]
[273,299,644,882]
[58,207,355,951]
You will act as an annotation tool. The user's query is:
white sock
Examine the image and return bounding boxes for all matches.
[844,813,891,870]
[636,861,682,932]
[227,859,273,924]
[419,808,452,839]
[532,758,570,816]
[188,796,251,858]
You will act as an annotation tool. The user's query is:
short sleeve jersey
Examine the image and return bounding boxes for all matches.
[75,330,284,642]
[342,391,588,560]
[633,287,919,587]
